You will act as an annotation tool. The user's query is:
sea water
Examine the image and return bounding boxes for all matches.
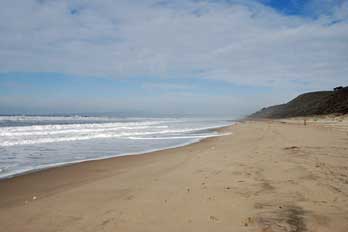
[0,116,233,179]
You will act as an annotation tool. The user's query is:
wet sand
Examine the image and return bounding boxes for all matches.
[1,118,348,231]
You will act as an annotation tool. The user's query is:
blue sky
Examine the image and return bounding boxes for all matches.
[261,0,320,16]
[0,0,347,116]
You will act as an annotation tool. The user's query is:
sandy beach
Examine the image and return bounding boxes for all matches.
[1,118,348,232]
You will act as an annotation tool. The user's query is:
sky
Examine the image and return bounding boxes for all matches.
[0,0,347,117]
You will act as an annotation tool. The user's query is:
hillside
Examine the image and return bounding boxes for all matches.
[249,86,348,118]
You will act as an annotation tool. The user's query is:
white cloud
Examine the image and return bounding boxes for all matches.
[0,0,347,90]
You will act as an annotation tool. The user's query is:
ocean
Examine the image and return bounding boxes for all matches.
[0,116,233,179]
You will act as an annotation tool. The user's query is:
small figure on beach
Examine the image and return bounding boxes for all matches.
[304,119,307,126]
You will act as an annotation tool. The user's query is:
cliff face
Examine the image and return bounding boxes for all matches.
[249,87,348,119]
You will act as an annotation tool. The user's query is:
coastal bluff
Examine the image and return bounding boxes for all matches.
[249,86,348,119]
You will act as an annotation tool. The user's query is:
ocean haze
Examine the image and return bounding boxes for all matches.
[0,73,280,117]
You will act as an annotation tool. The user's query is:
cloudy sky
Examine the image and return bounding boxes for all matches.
[0,0,347,116]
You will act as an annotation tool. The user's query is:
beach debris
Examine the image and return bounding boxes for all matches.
[243,217,254,227]
[186,187,190,193]
[126,195,134,200]
[101,218,112,226]
[242,217,254,227]
[284,146,299,150]
[32,196,37,200]
[209,215,219,222]
[201,182,207,189]
[225,186,231,190]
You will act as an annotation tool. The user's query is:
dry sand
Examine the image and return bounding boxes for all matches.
[1,118,348,232]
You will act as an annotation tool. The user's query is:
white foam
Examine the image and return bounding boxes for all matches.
[128,132,231,140]
[0,115,105,121]
[0,121,169,132]
[0,123,231,147]
[0,117,235,179]
[0,135,209,179]
[0,125,168,137]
